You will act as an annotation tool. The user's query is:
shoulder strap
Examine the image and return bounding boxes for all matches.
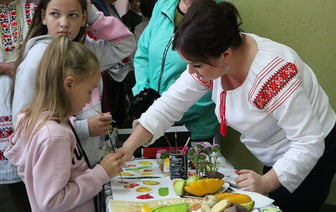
[67,120,100,212]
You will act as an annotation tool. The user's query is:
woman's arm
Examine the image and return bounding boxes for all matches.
[121,69,211,162]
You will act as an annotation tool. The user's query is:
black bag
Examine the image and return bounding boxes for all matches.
[130,36,173,120]
[130,88,161,119]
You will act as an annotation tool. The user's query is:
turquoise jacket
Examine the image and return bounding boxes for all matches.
[133,0,219,140]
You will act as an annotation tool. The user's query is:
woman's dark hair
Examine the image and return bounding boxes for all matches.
[173,0,243,65]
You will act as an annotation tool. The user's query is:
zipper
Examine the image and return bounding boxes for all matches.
[157,35,174,93]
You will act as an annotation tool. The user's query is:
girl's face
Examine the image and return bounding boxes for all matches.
[178,51,227,82]
[65,69,101,115]
[42,0,86,40]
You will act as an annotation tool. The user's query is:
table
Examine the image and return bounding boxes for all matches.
[103,142,278,212]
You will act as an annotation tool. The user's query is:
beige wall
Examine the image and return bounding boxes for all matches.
[230,0,336,108]
[222,0,336,205]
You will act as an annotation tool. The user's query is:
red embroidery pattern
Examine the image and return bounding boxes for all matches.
[219,91,227,137]
[191,73,213,89]
[87,29,98,41]
[0,2,36,53]
[0,150,8,161]
[251,58,301,113]
[0,115,13,139]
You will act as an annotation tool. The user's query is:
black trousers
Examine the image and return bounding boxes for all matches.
[264,124,336,212]
[0,181,31,212]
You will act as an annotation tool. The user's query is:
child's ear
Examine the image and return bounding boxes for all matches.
[64,76,75,92]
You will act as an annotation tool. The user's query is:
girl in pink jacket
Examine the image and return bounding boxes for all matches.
[12,0,136,167]
[6,35,124,212]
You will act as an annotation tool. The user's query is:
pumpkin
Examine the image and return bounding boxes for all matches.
[184,178,224,196]
[215,192,252,204]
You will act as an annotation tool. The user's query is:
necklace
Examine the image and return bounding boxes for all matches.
[0,0,24,62]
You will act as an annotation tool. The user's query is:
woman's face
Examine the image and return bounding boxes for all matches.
[42,0,86,40]
[178,51,227,82]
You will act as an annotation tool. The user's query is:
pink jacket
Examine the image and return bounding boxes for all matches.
[5,113,109,212]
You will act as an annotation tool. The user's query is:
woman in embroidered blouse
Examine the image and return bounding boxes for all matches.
[120,1,336,211]
[0,1,37,211]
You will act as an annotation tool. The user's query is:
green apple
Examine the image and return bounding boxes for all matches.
[186,175,199,185]
[173,178,186,196]
[240,200,255,211]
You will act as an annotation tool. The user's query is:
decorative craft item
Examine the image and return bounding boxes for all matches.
[187,142,222,178]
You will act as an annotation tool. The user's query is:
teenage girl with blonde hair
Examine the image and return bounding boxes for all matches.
[6,34,124,212]
[12,0,136,166]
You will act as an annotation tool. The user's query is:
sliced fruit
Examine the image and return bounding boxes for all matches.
[184,178,224,197]
[210,199,232,212]
[172,178,186,196]
[185,175,199,185]
[215,192,252,204]
[152,203,189,212]
[240,200,255,211]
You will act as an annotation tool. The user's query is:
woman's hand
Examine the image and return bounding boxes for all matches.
[88,112,113,137]
[119,141,138,163]
[235,169,280,194]
[100,151,124,178]
[119,123,154,163]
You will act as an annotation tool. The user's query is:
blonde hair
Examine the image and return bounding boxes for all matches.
[17,35,99,142]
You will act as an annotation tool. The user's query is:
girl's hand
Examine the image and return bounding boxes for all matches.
[235,169,274,194]
[100,151,124,178]
[88,112,113,137]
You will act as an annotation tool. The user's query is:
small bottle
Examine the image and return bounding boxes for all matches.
[156,149,167,164]
[163,157,170,176]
